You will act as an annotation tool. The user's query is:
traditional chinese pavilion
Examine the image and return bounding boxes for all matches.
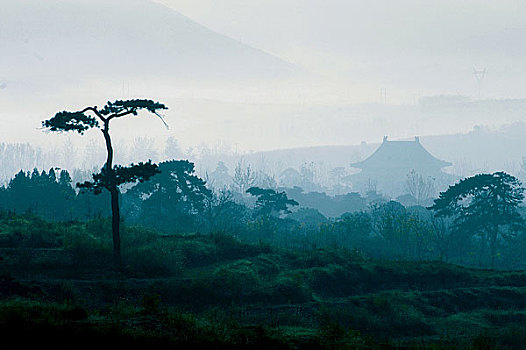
[349,136,453,196]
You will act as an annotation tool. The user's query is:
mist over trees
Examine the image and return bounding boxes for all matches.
[1,147,525,270]
[4,120,526,198]
[3,1,526,348]
[2,93,522,275]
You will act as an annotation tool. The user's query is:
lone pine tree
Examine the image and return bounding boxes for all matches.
[430,171,525,268]
[42,99,168,268]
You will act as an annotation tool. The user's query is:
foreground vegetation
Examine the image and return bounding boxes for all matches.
[1,213,525,349]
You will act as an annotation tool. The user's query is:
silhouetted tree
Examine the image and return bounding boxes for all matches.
[430,172,525,268]
[5,170,34,214]
[42,99,167,268]
[1,168,77,220]
[246,186,298,217]
[128,160,212,232]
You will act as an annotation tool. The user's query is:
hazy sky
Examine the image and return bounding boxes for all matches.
[156,0,526,102]
[2,0,526,154]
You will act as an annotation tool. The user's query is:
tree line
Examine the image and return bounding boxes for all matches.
[1,98,524,271]
[1,161,525,270]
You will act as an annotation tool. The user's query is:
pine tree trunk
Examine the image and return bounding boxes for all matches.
[110,186,122,269]
[102,124,122,269]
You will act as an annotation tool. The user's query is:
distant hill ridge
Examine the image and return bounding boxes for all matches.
[231,121,526,177]
[0,0,300,83]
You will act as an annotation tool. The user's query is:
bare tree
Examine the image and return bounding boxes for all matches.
[405,170,435,205]
[232,159,257,194]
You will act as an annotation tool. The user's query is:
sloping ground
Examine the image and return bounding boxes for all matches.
[1,229,526,349]
[1,0,299,82]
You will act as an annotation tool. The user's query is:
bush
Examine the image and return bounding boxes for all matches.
[62,221,112,269]
[208,261,261,301]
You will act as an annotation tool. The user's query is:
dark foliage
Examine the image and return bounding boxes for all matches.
[78,160,160,194]
[430,172,525,267]
[42,100,167,135]
[125,160,212,232]
[247,187,299,217]
[42,111,99,134]
[99,99,168,119]
[1,214,526,349]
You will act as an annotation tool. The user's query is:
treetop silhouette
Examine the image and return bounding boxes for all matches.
[429,171,525,268]
[246,186,298,217]
[43,99,168,134]
[42,99,168,268]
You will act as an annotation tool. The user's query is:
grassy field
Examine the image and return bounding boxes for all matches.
[0,214,525,349]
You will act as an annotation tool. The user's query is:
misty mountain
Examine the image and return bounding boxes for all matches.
[0,0,299,90]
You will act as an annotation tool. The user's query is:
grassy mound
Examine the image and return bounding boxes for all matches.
[1,214,526,348]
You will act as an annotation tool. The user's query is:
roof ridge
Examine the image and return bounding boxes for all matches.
[351,137,452,169]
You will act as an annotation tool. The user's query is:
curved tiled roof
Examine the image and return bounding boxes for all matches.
[351,137,452,170]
